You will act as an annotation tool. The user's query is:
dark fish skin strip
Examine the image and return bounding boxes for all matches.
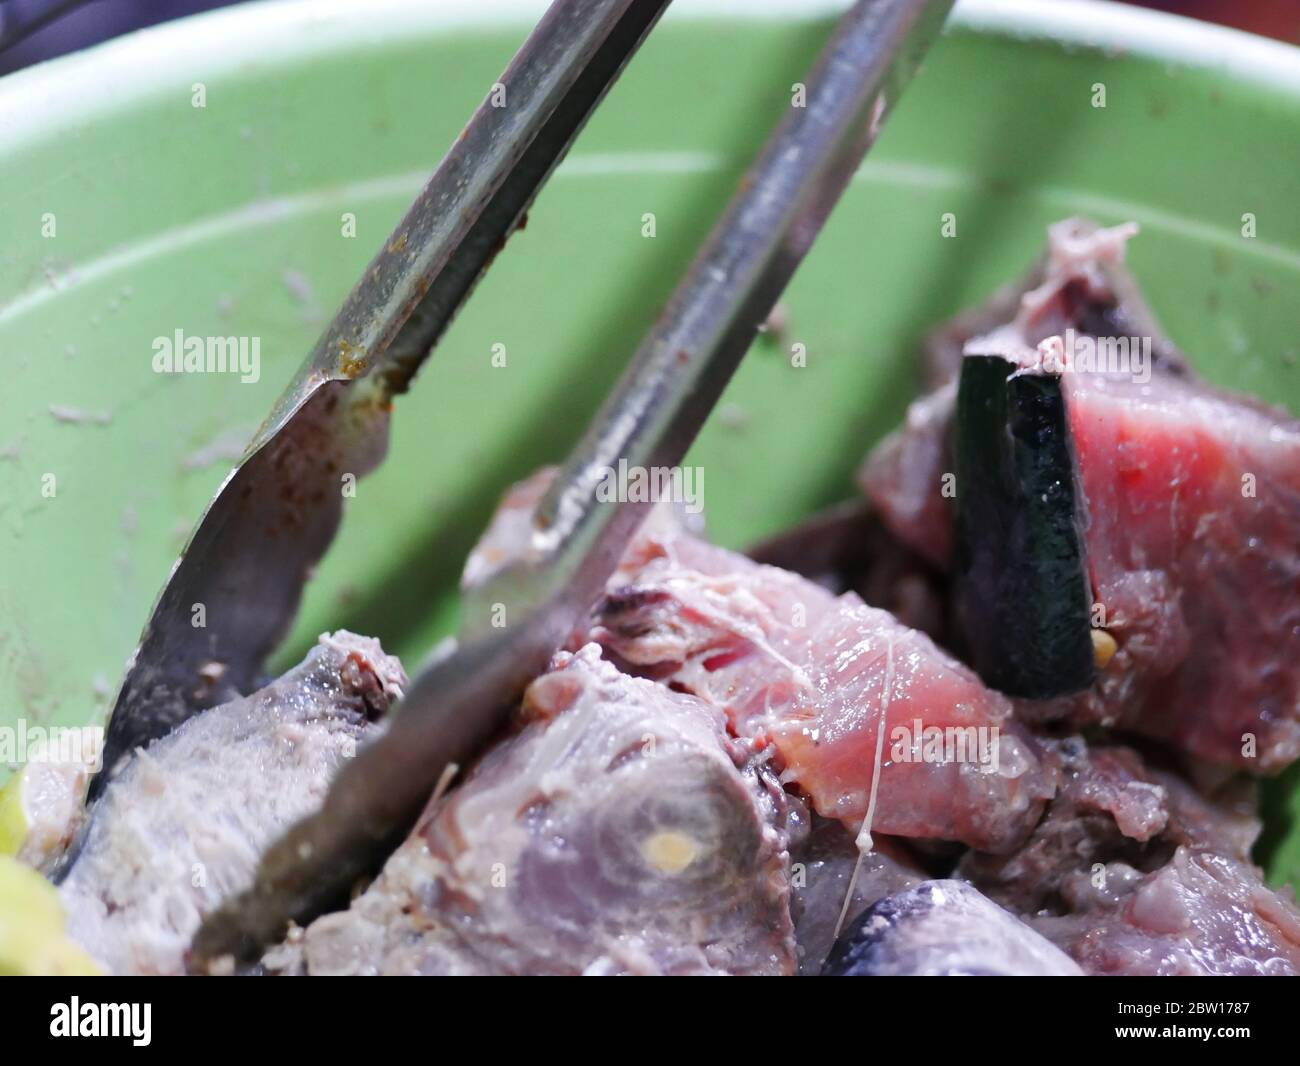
[953,353,1095,698]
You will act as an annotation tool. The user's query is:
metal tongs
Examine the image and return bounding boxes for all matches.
[87,0,954,965]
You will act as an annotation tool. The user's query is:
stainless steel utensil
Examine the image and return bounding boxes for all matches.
[190,0,955,967]
[89,0,672,801]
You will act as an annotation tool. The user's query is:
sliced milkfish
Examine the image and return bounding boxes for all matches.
[269,646,799,976]
[962,738,1300,976]
[60,632,405,975]
[586,516,1054,854]
[861,220,1300,771]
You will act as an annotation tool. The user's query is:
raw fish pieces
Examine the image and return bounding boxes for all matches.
[273,646,798,976]
[587,515,1054,853]
[61,632,404,975]
[963,738,1300,976]
[1066,371,1300,770]
[861,220,1300,771]
[790,817,924,975]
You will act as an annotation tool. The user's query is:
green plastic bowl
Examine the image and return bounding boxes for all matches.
[1,0,1297,877]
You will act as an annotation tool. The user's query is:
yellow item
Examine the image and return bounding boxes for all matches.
[0,855,101,975]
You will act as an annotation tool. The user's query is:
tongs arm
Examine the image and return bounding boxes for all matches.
[90,0,671,799]
[192,0,954,969]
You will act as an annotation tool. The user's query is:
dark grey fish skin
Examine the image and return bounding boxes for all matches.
[951,352,1095,699]
[791,818,924,975]
[822,880,1083,976]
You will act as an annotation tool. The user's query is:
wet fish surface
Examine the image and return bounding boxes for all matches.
[61,632,405,975]
[584,509,1054,853]
[861,219,1300,772]
[823,879,1083,976]
[963,738,1300,975]
[267,646,799,975]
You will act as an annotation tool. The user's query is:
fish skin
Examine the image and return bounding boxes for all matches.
[823,879,1083,976]
[861,221,1300,773]
[790,818,924,975]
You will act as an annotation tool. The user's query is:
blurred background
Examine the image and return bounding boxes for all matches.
[1,0,1298,76]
